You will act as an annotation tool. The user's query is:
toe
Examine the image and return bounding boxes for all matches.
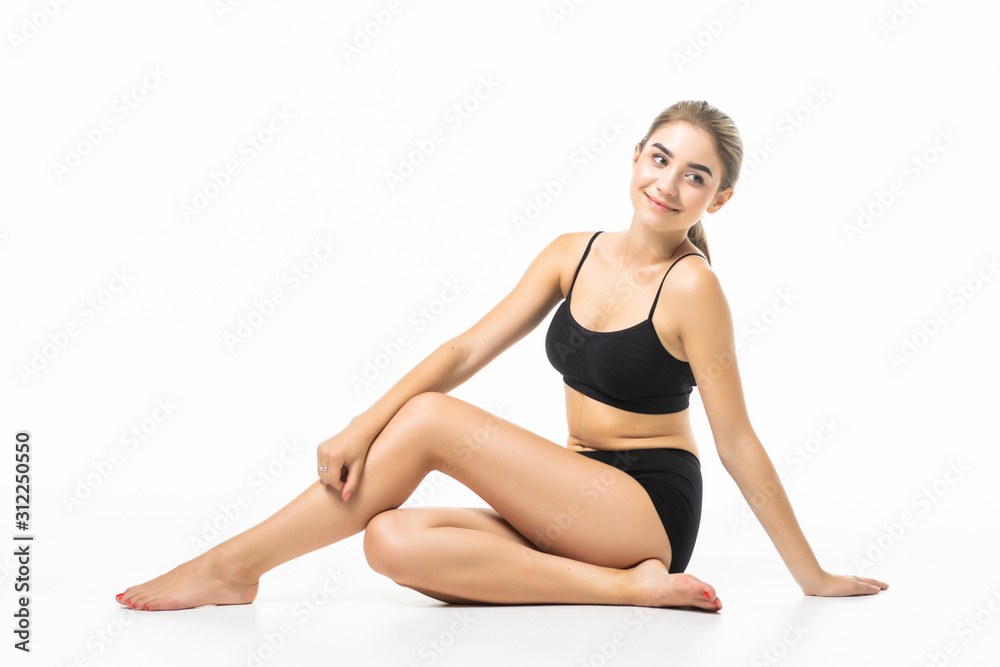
[695,584,720,611]
[118,588,138,607]
[123,591,143,610]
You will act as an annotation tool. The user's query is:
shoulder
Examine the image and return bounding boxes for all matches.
[559,230,602,249]
[667,247,715,289]
[516,232,600,299]
[540,230,602,265]
[537,231,602,297]
[668,256,730,341]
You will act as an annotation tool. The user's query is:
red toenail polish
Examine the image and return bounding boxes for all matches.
[703,591,711,599]
[144,605,149,611]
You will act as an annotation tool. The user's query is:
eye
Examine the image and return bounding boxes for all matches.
[652,153,704,184]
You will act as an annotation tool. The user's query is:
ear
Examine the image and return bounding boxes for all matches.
[632,142,641,167]
[707,186,735,214]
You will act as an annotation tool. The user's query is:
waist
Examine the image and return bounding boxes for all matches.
[567,425,699,459]
[564,384,699,457]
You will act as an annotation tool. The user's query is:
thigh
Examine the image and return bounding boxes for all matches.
[377,507,540,605]
[384,506,537,549]
[389,392,673,569]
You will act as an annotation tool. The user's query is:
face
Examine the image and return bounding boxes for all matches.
[630,121,733,232]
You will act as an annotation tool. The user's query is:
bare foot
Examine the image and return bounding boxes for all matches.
[627,559,721,611]
[114,546,259,611]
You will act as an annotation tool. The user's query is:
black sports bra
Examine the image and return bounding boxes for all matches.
[544,231,705,415]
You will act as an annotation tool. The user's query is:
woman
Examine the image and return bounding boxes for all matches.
[115,100,888,613]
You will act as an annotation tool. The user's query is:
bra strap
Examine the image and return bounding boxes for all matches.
[648,253,706,318]
[567,231,603,299]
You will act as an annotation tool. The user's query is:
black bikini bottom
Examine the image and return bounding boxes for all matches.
[575,447,703,574]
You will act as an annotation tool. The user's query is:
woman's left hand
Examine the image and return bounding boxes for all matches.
[800,570,889,597]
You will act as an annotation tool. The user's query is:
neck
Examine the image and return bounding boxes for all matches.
[622,219,691,270]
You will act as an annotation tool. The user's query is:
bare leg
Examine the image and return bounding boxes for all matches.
[117,429,439,611]
[364,507,721,609]
[116,392,720,612]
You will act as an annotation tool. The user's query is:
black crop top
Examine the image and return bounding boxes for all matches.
[544,231,704,415]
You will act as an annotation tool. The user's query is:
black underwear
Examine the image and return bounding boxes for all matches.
[576,447,702,574]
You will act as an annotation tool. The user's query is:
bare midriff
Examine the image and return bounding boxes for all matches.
[563,384,700,460]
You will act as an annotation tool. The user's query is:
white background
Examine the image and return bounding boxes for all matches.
[2,0,999,665]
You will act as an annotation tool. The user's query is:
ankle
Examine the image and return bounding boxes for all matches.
[210,542,261,585]
[626,559,672,607]
[617,568,642,606]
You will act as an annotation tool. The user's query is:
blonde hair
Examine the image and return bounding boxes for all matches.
[636,100,743,265]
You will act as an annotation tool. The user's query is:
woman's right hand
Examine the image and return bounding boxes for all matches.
[316,420,377,502]
[800,570,889,597]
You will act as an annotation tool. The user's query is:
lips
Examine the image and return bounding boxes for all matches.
[645,193,676,212]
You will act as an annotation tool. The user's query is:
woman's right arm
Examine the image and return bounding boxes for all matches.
[319,232,577,499]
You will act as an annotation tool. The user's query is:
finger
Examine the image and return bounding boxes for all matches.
[328,457,346,491]
[318,456,344,490]
[851,575,889,591]
[342,460,364,502]
[856,580,880,595]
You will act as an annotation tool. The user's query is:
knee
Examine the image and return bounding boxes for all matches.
[363,509,416,579]
[393,392,449,430]
[384,392,451,458]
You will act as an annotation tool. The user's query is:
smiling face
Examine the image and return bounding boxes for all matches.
[630,121,733,233]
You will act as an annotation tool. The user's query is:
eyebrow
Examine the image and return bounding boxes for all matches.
[651,143,713,178]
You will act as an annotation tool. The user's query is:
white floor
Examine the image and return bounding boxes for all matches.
[24,505,998,667]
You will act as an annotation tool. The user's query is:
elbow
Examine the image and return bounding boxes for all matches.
[717,445,739,471]
[443,336,473,375]
[717,435,762,468]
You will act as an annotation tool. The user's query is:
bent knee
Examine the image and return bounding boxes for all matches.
[394,391,449,427]
[363,509,420,578]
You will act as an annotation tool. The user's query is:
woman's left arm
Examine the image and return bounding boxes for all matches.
[720,437,886,595]
[674,265,888,597]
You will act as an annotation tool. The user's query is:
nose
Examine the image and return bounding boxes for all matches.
[655,167,681,197]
